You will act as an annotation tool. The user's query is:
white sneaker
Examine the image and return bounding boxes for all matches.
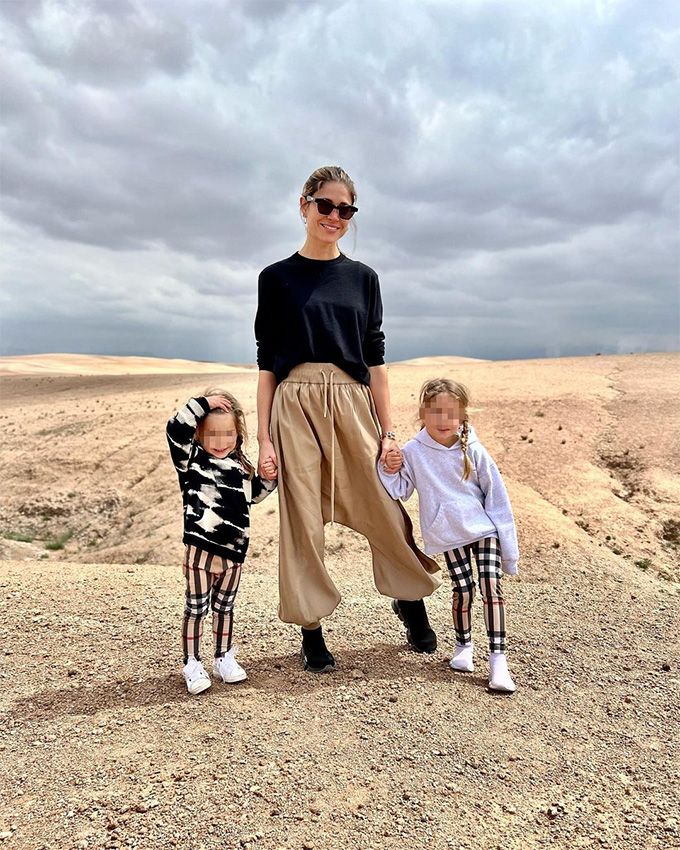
[449,642,475,672]
[213,646,247,683]
[489,653,516,693]
[182,657,212,695]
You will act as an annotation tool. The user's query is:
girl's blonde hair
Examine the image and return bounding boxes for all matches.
[419,378,472,481]
[195,387,255,479]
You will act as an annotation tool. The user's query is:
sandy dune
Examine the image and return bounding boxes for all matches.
[0,352,678,850]
[0,353,254,376]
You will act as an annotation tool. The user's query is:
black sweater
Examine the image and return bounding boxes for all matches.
[254,252,386,385]
[166,397,276,562]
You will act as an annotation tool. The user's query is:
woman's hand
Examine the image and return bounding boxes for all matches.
[258,439,278,480]
[379,436,399,467]
[205,395,232,413]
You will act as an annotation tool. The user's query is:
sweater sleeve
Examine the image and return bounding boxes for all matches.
[166,396,211,490]
[475,446,520,575]
[376,451,416,501]
[254,268,276,372]
[250,475,277,504]
[362,272,385,367]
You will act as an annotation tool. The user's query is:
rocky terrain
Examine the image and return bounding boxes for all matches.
[0,352,678,850]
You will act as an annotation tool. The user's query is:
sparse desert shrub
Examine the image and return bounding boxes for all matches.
[45,530,73,551]
[3,530,34,543]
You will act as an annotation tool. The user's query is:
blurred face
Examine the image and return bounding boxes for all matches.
[421,393,464,447]
[200,412,238,458]
[301,181,353,245]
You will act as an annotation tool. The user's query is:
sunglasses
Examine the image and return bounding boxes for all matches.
[305,195,358,220]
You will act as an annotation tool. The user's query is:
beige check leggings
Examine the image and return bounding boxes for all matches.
[444,536,506,653]
[182,545,242,663]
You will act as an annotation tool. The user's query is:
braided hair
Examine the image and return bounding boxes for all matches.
[419,378,472,481]
[197,387,256,480]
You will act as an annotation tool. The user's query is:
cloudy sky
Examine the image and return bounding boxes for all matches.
[1,0,678,363]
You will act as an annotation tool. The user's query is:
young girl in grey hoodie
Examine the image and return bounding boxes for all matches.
[378,378,518,693]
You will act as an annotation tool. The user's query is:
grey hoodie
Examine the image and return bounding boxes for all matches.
[377,426,519,574]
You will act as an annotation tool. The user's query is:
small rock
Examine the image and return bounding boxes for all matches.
[662,663,671,672]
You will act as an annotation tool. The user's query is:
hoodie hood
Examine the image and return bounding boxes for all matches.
[414,424,480,452]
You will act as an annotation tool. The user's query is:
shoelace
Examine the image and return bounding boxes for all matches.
[320,369,336,524]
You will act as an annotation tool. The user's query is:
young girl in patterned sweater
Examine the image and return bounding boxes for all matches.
[167,388,276,695]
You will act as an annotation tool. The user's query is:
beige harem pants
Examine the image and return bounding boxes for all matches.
[271,362,440,627]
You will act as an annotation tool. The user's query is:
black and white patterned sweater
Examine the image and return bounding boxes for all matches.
[166,397,276,562]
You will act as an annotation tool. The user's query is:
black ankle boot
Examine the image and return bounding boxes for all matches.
[301,626,336,673]
[391,599,437,653]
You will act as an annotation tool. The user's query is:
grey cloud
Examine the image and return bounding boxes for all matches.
[4,0,193,85]
[0,0,678,362]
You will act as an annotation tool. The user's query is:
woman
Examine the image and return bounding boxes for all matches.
[254,165,440,672]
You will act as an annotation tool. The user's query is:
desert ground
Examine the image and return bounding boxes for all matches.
[0,352,678,850]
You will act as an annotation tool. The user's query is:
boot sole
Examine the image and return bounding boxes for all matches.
[300,647,336,673]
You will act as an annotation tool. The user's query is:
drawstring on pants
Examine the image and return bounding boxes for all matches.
[320,369,336,524]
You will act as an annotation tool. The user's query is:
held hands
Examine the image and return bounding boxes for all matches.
[381,444,403,474]
[258,441,278,481]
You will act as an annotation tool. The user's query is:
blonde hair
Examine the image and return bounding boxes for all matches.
[196,387,255,479]
[419,378,472,481]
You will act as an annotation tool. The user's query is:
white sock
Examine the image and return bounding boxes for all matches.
[449,642,474,672]
[488,653,516,693]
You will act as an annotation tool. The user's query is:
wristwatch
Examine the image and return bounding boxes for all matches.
[381,430,397,440]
